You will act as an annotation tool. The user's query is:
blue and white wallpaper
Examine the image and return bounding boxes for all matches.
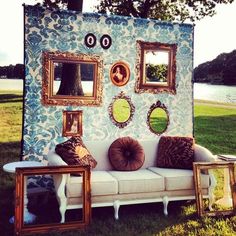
[23,5,194,162]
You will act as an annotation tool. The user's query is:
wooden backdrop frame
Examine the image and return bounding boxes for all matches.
[14,165,91,235]
[193,162,236,217]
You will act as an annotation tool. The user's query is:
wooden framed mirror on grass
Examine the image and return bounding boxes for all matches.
[14,165,91,236]
[193,162,236,217]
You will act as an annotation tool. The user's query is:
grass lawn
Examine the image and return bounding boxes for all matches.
[0,91,236,236]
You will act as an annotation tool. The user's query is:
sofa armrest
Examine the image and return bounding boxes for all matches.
[194,144,217,162]
[47,149,68,166]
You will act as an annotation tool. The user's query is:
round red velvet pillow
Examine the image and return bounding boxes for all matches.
[108,137,145,171]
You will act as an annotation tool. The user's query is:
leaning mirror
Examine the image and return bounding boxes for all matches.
[147,101,169,135]
[135,41,177,94]
[108,91,135,128]
[15,166,91,235]
[42,51,103,106]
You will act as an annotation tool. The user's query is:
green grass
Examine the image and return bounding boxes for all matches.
[194,102,236,154]
[0,91,236,236]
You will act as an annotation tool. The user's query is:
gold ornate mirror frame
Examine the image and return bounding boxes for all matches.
[135,41,177,94]
[147,101,169,135]
[108,91,135,128]
[42,51,103,106]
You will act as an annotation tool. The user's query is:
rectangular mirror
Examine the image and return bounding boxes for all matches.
[15,165,91,235]
[135,41,177,94]
[42,51,103,106]
[193,162,236,217]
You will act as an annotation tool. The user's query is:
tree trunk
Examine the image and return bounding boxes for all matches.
[68,0,83,11]
[57,0,84,96]
[57,63,84,95]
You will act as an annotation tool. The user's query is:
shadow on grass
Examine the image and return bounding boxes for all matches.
[0,94,23,103]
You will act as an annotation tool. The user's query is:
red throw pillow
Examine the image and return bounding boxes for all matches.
[156,136,194,169]
[108,137,145,171]
[55,136,97,169]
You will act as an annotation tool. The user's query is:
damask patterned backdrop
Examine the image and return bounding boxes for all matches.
[23,5,194,163]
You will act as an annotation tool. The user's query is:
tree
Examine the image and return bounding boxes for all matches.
[40,0,234,22]
[43,0,85,96]
[97,0,234,22]
[146,63,168,82]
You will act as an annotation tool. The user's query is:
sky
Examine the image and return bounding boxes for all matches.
[0,0,235,67]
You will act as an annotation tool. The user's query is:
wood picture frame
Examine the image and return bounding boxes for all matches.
[63,111,83,137]
[193,162,236,217]
[110,61,130,87]
[14,165,91,236]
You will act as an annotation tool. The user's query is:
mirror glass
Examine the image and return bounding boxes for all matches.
[15,166,91,235]
[145,50,168,85]
[53,62,94,96]
[135,41,176,94]
[42,51,103,106]
[108,91,135,128]
[147,101,169,135]
[112,98,131,123]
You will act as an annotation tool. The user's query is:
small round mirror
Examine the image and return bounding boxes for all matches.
[147,101,169,135]
[109,92,135,128]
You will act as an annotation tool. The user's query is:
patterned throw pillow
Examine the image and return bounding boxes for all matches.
[156,136,194,169]
[108,136,145,171]
[55,136,97,169]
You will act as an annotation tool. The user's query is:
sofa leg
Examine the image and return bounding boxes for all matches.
[113,200,120,220]
[59,198,67,223]
[163,196,169,216]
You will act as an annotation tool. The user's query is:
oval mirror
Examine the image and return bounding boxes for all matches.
[147,101,169,135]
[109,91,135,128]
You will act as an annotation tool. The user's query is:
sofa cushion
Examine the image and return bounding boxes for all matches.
[109,169,164,194]
[108,136,145,171]
[66,171,118,197]
[55,136,97,169]
[156,136,194,169]
[148,167,209,191]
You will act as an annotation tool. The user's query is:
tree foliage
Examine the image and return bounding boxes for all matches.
[40,0,234,22]
[146,64,167,82]
[0,64,24,79]
[97,0,234,22]
[194,50,236,85]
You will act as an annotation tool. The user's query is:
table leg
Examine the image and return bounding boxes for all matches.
[23,176,37,224]
[215,168,233,208]
[9,176,37,224]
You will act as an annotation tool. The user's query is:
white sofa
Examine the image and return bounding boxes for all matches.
[47,139,217,223]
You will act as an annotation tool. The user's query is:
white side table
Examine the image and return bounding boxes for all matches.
[3,161,45,224]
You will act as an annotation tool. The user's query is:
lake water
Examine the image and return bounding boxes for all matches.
[194,83,236,104]
[1,79,236,104]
